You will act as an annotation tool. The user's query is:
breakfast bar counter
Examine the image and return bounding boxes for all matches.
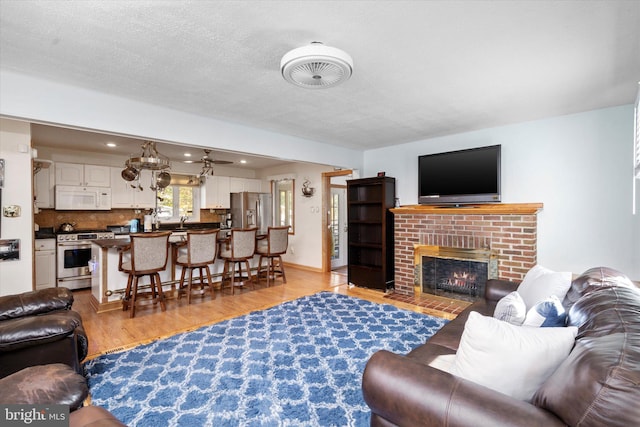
[89,233,262,312]
[89,238,174,312]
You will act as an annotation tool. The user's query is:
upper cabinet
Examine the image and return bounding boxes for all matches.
[229,177,262,193]
[201,176,231,209]
[56,163,110,187]
[110,167,156,209]
[34,167,55,209]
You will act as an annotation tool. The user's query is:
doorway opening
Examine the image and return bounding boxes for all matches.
[321,170,354,272]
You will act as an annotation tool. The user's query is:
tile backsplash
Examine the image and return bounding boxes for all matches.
[34,209,226,230]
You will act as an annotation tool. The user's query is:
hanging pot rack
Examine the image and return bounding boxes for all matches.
[121,141,172,190]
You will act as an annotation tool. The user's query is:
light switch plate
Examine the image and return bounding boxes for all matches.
[3,205,21,217]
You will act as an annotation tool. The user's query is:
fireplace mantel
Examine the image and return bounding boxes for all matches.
[391,203,543,215]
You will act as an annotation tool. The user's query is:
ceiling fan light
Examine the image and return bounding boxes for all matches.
[281,42,353,89]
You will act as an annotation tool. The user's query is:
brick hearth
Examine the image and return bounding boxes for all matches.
[392,203,543,296]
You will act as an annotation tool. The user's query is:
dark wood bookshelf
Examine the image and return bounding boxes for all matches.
[347,176,395,290]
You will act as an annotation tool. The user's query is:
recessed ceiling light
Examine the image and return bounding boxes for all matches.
[106,142,117,148]
[183,160,194,164]
[184,153,191,157]
[240,160,247,164]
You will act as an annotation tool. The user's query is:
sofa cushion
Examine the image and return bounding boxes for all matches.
[449,311,578,401]
[522,295,566,327]
[0,312,81,351]
[562,266,635,311]
[0,288,74,321]
[568,286,640,337]
[0,363,88,410]
[517,265,571,310]
[533,334,640,427]
[493,291,526,325]
[533,284,640,427]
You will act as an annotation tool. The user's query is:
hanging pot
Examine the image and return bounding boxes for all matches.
[156,171,171,189]
[121,166,139,181]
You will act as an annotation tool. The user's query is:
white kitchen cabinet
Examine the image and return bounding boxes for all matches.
[34,239,56,290]
[110,167,157,209]
[229,177,262,193]
[201,175,231,209]
[34,167,55,209]
[56,162,110,187]
[229,177,245,193]
[244,178,262,192]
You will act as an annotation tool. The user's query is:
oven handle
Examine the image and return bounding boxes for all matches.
[57,242,92,247]
[57,276,90,282]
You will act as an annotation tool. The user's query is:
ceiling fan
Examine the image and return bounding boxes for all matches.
[188,149,233,177]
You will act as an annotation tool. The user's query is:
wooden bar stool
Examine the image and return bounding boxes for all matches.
[174,229,219,304]
[119,231,171,318]
[219,228,257,295]
[256,226,289,287]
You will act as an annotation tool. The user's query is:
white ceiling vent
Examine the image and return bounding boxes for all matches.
[281,42,353,89]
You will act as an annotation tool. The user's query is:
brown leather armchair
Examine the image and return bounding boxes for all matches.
[0,287,89,378]
[0,363,126,427]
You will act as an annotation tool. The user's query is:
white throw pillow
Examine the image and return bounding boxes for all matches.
[449,311,578,401]
[493,291,527,325]
[517,265,572,310]
[522,295,567,327]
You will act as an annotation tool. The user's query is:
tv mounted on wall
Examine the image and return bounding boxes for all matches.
[418,144,501,206]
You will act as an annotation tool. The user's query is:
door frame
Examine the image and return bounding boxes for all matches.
[321,169,353,272]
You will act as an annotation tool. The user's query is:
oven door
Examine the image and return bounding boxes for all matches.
[57,242,92,288]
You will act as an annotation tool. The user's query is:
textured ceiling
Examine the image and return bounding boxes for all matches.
[1,0,639,153]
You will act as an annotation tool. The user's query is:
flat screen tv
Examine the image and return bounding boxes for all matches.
[418,145,501,206]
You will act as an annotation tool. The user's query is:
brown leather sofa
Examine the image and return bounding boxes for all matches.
[0,287,89,378]
[362,267,640,427]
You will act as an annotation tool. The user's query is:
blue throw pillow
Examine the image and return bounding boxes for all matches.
[523,295,567,327]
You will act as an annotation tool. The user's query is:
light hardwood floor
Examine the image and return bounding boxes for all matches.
[74,265,459,360]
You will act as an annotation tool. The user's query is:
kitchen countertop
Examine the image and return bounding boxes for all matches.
[157,222,221,231]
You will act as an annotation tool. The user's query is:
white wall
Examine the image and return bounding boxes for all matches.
[259,163,332,270]
[364,105,640,280]
[0,71,363,171]
[0,119,34,295]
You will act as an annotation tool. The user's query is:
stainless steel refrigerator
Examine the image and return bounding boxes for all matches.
[230,192,272,234]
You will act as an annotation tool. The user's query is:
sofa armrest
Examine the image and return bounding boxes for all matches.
[362,350,564,427]
[0,288,74,321]
[484,279,519,303]
[0,313,81,352]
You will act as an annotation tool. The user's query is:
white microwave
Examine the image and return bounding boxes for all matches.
[55,185,112,210]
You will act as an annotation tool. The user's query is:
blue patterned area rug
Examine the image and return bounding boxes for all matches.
[85,292,447,426]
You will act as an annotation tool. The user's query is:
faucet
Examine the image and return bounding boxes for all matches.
[179,216,188,228]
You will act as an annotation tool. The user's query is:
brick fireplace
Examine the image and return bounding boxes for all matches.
[392,203,543,296]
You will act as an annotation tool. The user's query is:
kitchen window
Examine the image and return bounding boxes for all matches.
[157,184,200,222]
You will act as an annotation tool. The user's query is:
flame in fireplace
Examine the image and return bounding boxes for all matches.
[447,271,477,287]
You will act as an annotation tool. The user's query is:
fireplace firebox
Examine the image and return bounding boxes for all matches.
[415,244,498,302]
